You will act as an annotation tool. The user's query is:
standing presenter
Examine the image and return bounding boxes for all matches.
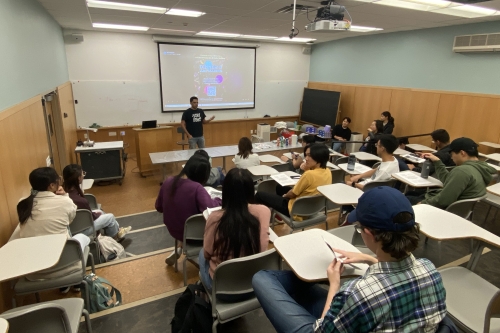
[181,96,215,149]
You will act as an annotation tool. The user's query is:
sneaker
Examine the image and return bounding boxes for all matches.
[73,285,81,292]
[59,286,70,294]
[165,248,182,266]
[116,226,132,240]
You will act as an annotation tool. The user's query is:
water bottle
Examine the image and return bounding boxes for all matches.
[294,121,297,129]
[347,154,356,171]
[421,159,431,179]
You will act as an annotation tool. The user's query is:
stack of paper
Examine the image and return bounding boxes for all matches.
[204,186,222,200]
[202,206,222,220]
[395,172,433,186]
[271,173,299,186]
[402,154,426,164]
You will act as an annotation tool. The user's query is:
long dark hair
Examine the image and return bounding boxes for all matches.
[169,155,210,197]
[237,137,253,159]
[382,111,395,125]
[17,167,59,224]
[212,168,261,261]
[62,164,84,197]
[375,120,384,134]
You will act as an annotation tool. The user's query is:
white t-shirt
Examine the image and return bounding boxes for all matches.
[359,157,399,185]
[234,153,260,169]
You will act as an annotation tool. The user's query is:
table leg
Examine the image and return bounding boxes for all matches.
[222,156,226,170]
[161,164,167,184]
[466,241,485,271]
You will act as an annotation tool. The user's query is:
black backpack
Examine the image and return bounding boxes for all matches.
[171,284,213,333]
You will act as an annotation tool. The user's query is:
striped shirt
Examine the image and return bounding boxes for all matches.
[315,254,446,333]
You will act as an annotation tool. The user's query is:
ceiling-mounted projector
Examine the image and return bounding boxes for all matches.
[305,1,351,32]
[306,20,350,32]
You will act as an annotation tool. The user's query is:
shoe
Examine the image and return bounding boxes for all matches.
[116,226,132,240]
[165,248,182,266]
[60,286,70,294]
[73,285,81,292]
[339,212,350,227]
[274,214,284,224]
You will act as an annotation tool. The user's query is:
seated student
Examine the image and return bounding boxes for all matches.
[280,134,316,172]
[199,168,270,293]
[63,164,131,241]
[255,143,331,217]
[346,134,400,190]
[398,137,409,150]
[155,155,222,265]
[234,137,260,169]
[17,167,91,283]
[252,186,452,333]
[194,150,225,187]
[360,120,383,155]
[332,117,352,153]
[409,129,455,174]
[406,137,496,208]
[380,111,395,134]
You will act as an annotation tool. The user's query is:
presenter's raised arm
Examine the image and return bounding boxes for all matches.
[203,115,215,124]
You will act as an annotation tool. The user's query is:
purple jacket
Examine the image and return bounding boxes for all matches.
[155,177,221,241]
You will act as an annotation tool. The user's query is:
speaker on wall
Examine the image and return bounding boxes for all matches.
[302,46,311,55]
[71,34,84,42]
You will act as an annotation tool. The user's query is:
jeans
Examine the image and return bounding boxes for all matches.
[188,136,205,149]
[332,140,345,153]
[82,213,120,238]
[72,233,91,252]
[199,249,212,291]
[252,270,327,333]
[406,191,427,205]
[255,191,290,217]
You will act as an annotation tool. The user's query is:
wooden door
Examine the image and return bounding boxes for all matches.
[43,97,62,173]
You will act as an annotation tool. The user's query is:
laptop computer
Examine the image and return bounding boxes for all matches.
[141,120,157,129]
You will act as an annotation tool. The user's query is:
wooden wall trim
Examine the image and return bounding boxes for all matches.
[0,95,41,122]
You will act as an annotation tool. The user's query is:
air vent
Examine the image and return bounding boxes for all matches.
[275,4,317,14]
[453,32,500,53]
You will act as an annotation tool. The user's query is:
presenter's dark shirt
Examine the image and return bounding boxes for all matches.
[182,108,206,137]
[333,124,352,141]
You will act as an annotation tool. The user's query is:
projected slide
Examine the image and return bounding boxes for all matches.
[158,43,256,112]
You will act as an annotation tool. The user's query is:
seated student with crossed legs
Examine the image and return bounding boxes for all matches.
[252,186,455,333]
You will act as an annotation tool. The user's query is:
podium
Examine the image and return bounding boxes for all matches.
[134,126,173,176]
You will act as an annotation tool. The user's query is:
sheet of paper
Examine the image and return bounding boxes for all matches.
[202,206,222,220]
[402,154,426,164]
[204,186,222,200]
[271,173,298,186]
[395,172,433,186]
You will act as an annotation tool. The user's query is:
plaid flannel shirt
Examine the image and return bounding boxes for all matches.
[315,254,447,333]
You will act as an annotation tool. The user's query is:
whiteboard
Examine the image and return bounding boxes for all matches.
[71,80,307,127]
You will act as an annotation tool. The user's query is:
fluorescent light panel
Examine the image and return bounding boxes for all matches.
[87,0,166,14]
[240,35,278,40]
[350,25,383,32]
[92,23,149,31]
[196,31,241,37]
[275,37,316,42]
[150,28,196,33]
[166,9,205,17]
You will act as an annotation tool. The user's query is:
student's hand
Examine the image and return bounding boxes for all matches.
[350,175,360,183]
[408,164,415,170]
[300,162,308,171]
[55,186,66,195]
[327,259,344,285]
[421,153,439,162]
[281,155,290,162]
[367,128,373,132]
[186,133,192,139]
[334,248,378,265]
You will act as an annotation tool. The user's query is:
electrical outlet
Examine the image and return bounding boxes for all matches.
[109,132,117,136]
[46,156,51,167]
[84,133,88,139]
[120,131,125,136]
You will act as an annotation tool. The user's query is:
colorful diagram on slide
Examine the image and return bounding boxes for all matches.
[194,56,226,101]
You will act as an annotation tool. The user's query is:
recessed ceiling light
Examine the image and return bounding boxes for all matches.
[349,25,384,32]
[431,4,498,17]
[240,35,278,40]
[166,9,205,17]
[196,31,241,38]
[150,28,196,34]
[275,37,317,42]
[92,23,149,31]
[87,1,167,14]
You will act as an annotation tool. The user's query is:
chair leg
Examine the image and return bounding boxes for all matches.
[82,280,90,311]
[82,309,93,333]
[425,236,429,244]
[174,242,178,273]
[95,240,102,264]
[88,252,96,274]
[35,292,40,303]
[183,257,188,286]
[212,319,219,333]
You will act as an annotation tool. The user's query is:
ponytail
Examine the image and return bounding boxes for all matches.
[17,190,38,224]
[382,111,395,125]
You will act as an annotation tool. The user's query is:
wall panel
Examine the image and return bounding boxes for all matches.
[350,87,393,135]
[57,82,78,165]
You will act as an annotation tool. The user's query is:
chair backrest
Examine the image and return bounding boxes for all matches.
[256,179,277,194]
[271,163,291,173]
[177,126,185,139]
[84,193,98,210]
[371,161,381,169]
[331,169,344,184]
[446,195,487,220]
[0,303,72,333]
[183,214,206,247]
[70,209,95,237]
[335,156,349,166]
[362,179,397,192]
[212,249,281,297]
[290,195,326,217]
[40,239,85,276]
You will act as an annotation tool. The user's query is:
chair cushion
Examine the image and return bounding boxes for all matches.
[216,296,261,322]
[184,244,203,258]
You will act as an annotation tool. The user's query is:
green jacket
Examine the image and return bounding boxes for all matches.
[422,160,496,209]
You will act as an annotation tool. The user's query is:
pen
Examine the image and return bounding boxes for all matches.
[322,236,361,270]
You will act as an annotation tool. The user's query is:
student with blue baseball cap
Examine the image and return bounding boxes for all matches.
[252,186,456,333]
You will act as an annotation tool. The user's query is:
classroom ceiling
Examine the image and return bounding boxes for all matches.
[37,0,500,43]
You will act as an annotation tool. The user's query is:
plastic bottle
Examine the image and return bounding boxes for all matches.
[421,159,431,179]
[347,154,356,171]
[294,121,297,129]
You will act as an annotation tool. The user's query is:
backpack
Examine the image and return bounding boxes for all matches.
[171,284,212,333]
[83,273,122,314]
[98,235,126,261]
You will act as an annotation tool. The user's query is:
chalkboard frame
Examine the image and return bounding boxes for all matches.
[299,88,341,127]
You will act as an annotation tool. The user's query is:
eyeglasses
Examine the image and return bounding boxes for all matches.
[353,223,364,234]
[82,171,87,177]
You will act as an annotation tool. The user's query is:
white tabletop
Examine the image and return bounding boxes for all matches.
[392,171,443,188]
[0,234,67,282]
[480,142,500,149]
[82,179,94,190]
[414,205,500,247]
[75,141,124,152]
[485,153,500,163]
[247,165,279,176]
[0,318,7,333]
[271,172,301,187]
[486,162,500,171]
[479,152,488,158]
[351,152,382,161]
[393,148,410,156]
[406,144,436,152]
[259,154,283,163]
[487,183,500,197]
[318,183,363,205]
[337,163,373,175]
[274,229,369,281]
